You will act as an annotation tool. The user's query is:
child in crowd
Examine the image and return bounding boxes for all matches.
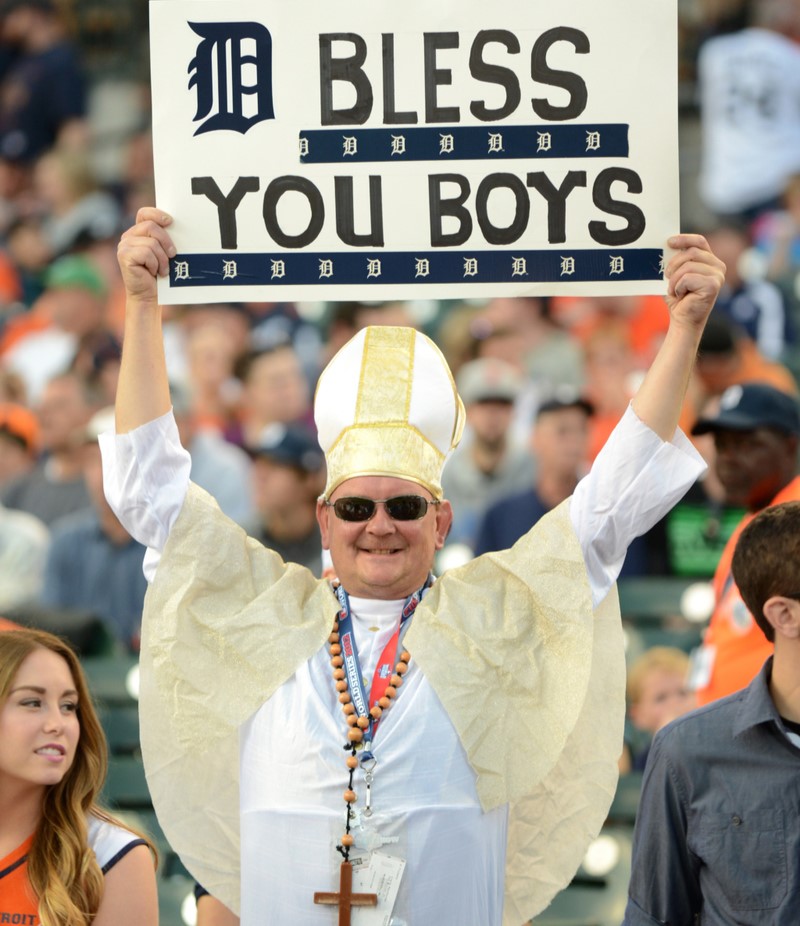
[624,646,696,771]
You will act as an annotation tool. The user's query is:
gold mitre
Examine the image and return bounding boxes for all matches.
[315,326,465,499]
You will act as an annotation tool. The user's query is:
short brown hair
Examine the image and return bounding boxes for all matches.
[731,501,800,643]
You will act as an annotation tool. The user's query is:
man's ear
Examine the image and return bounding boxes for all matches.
[316,498,331,547]
[763,596,800,640]
[435,500,454,550]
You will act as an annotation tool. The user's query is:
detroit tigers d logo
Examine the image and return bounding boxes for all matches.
[188,21,275,135]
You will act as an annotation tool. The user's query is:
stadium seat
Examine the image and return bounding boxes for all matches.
[82,653,140,705]
[607,773,643,827]
[5,604,116,656]
[98,702,141,756]
[102,754,152,810]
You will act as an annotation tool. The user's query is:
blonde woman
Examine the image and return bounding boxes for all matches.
[0,628,158,925]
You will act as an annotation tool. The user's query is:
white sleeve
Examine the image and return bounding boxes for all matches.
[87,816,147,874]
[99,409,191,582]
[569,404,707,608]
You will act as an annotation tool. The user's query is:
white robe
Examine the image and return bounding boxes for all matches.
[241,633,507,923]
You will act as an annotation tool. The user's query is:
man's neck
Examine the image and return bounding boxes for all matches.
[747,472,799,513]
[470,438,507,476]
[536,471,578,509]
[770,648,800,723]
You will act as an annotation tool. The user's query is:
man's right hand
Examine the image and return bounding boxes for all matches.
[117,207,177,305]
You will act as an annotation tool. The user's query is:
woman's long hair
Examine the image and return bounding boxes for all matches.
[0,629,154,925]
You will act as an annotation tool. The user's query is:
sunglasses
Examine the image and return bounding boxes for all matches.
[324,495,440,522]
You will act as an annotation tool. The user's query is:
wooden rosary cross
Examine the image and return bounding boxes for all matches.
[314,860,378,926]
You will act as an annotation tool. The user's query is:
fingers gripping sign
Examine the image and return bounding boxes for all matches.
[664,233,727,331]
[117,208,177,305]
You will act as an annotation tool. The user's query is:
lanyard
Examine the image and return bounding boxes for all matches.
[334,579,429,762]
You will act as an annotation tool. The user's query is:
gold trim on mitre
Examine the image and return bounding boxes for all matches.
[315,326,465,499]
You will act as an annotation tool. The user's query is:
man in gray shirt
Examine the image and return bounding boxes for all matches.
[441,357,533,549]
[623,500,800,925]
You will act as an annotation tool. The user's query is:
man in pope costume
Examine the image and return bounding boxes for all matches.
[103,207,726,925]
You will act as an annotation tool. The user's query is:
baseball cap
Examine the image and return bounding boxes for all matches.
[43,255,107,297]
[0,402,38,453]
[456,358,523,405]
[250,423,324,473]
[537,387,595,418]
[691,383,800,436]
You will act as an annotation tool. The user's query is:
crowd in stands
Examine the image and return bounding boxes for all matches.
[0,0,799,920]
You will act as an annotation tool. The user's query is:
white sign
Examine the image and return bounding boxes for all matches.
[150,0,678,303]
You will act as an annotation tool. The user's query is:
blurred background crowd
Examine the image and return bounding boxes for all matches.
[1,0,800,921]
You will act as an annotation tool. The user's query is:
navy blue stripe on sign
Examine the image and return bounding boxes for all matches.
[169,248,662,286]
[299,124,629,163]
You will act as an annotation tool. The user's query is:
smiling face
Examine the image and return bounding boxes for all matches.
[0,648,80,797]
[316,475,453,600]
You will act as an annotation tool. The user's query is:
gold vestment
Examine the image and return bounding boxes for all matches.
[139,483,623,924]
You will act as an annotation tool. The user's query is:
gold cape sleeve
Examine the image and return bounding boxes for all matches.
[405,498,624,924]
[138,484,333,911]
[139,484,623,922]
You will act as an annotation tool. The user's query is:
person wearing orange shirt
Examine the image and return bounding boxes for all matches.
[689,382,800,705]
[0,627,158,925]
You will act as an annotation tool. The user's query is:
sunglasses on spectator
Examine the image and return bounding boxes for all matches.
[324,495,440,522]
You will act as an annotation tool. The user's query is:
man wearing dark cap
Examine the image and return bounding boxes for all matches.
[441,357,534,549]
[473,390,594,556]
[690,381,800,704]
[247,423,326,576]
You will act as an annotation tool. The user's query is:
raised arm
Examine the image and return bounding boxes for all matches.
[631,233,726,439]
[115,207,177,433]
[570,234,725,604]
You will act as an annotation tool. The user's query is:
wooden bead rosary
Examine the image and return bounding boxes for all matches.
[328,617,410,855]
